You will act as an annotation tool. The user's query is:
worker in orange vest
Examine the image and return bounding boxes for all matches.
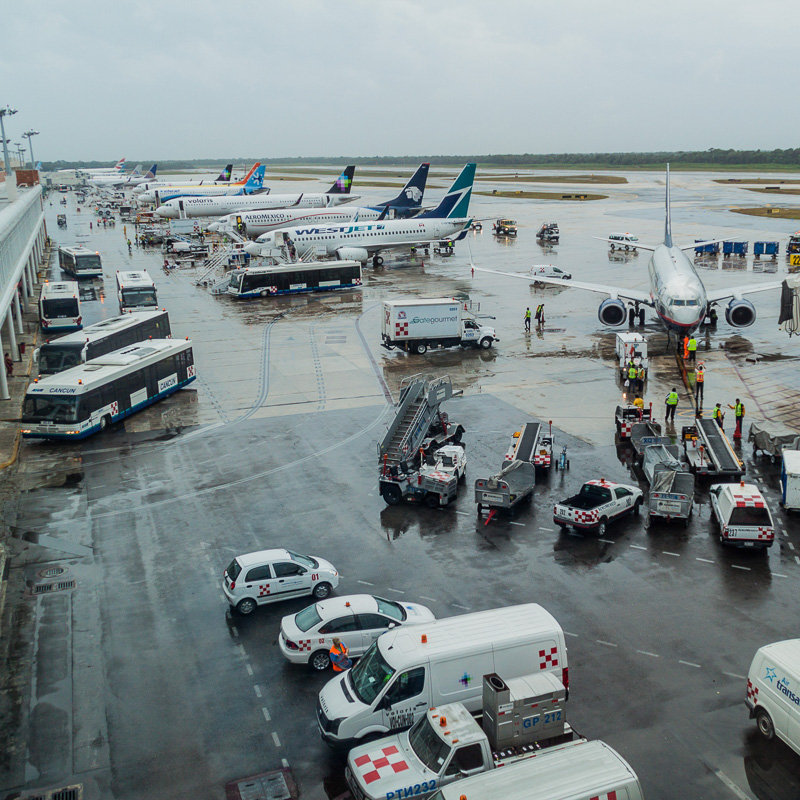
[329,637,352,671]
[683,336,689,360]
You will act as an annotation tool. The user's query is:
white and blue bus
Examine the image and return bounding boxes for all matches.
[58,246,103,279]
[39,281,82,332]
[35,309,171,375]
[116,270,158,311]
[22,339,195,440]
[227,260,362,298]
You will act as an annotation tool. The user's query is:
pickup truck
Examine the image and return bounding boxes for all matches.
[553,479,643,535]
[345,702,583,800]
[709,482,775,549]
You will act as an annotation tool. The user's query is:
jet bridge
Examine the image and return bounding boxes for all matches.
[682,418,745,479]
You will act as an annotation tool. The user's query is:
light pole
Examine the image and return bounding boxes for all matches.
[22,130,39,168]
[0,106,18,201]
[14,144,25,168]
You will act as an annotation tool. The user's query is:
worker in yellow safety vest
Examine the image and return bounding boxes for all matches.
[712,403,725,431]
[330,637,352,672]
[728,398,745,438]
[627,363,637,387]
[665,388,679,422]
[694,365,705,405]
[687,336,697,364]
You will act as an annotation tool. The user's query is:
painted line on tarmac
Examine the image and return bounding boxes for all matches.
[630,544,647,550]
[254,685,262,698]
[723,671,747,680]
[420,595,438,602]
[454,510,470,516]
[636,650,660,658]
[709,766,753,800]
[598,538,615,544]
[696,557,715,563]
[795,555,800,566]
[679,660,702,668]
[509,521,525,527]
[662,551,680,557]
[452,604,471,611]
[731,565,751,571]
[564,631,579,638]
[282,758,289,769]
[596,640,618,648]
[357,580,375,586]
[774,573,788,578]
[262,707,271,723]
[387,587,405,594]
[539,526,554,532]
[246,664,254,677]
[788,541,796,550]
[272,732,281,748]
[231,626,239,638]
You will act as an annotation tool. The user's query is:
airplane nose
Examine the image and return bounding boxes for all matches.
[244,242,261,256]
[154,206,170,218]
[207,222,219,232]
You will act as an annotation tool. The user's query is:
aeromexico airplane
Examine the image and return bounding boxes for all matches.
[245,163,475,267]
[154,165,359,218]
[479,166,783,335]
[204,163,430,237]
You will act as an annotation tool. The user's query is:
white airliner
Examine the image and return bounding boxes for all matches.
[132,164,233,195]
[89,164,158,188]
[136,164,267,203]
[478,166,783,334]
[204,163,430,236]
[153,165,358,217]
[244,163,476,267]
[70,158,126,177]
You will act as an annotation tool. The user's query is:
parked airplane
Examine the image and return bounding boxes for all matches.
[204,163,430,236]
[154,165,359,218]
[244,163,475,267]
[478,166,782,334]
[70,158,126,177]
[132,163,233,195]
[137,164,267,203]
[89,164,157,188]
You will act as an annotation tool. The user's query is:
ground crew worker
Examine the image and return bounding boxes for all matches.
[712,403,725,430]
[683,336,689,360]
[637,365,645,393]
[633,394,644,411]
[524,307,531,332]
[728,398,745,438]
[329,637,351,672]
[694,365,705,404]
[687,336,697,363]
[627,363,637,388]
[665,388,679,422]
[535,304,545,328]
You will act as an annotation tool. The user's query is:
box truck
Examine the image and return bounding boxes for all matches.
[381,299,497,355]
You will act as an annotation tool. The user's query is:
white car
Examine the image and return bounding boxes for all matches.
[223,548,339,615]
[279,594,435,670]
[531,264,572,280]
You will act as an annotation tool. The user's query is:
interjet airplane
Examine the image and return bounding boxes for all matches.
[245,163,475,267]
[154,165,359,218]
[137,164,266,203]
[478,166,783,334]
[205,163,430,238]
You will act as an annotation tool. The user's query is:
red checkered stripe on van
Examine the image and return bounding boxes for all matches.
[732,494,765,508]
[258,584,271,597]
[573,509,599,524]
[619,420,633,439]
[296,639,313,652]
[353,277,362,286]
[747,679,759,704]
[354,745,409,785]
[539,647,558,669]
[187,365,196,378]
[395,322,409,337]
[590,793,617,800]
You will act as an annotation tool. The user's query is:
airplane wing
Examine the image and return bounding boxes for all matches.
[592,237,657,252]
[706,280,784,303]
[678,238,736,251]
[475,267,653,305]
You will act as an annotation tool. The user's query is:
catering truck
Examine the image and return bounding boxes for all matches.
[381,299,497,355]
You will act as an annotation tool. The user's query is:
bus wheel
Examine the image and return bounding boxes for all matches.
[100,415,112,431]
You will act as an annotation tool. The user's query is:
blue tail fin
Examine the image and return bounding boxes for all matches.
[327,165,355,194]
[245,165,266,192]
[35,161,42,171]
[144,164,157,180]
[664,163,673,247]
[418,163,476,219]
[375,163,429,214]
[217,164,233,182]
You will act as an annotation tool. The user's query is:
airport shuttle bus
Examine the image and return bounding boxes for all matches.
[58,246,103,279]
[227,260,362,299]
[22,339,195,440]
[116,270,158,311]
[38,282,82,332]
[35,309,171,375]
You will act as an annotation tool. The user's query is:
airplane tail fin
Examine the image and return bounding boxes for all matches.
[114,158,125,171]
[245,165,266,192]
[664,163,673,248]
[217,163,233,182]
[35,161,42,172]
[377,162,429,212]
[418,163,476,219]
[130,164,143,178]
[327,165,355,194]
[237,162,260,185]
[376,205,390,221]
[144,164,157,180]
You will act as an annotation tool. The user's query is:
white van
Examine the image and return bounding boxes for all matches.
[746,639,800,756]
[316,604,568,748]
[426,739,643,800]
[608,233,639,251]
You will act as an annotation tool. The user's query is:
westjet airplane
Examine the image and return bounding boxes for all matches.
[154,165,359,218]
[203,163,430,236]
[244,163,475,267]
[478,166,782,334]
[137,164,266,203]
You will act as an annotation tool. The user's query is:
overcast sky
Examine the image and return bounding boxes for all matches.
[3,0,798,162]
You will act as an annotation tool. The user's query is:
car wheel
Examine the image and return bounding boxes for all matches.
[310,650,331,671]
[236,597,257,616]
[477,503,483,516]
[633,499,642,517]
[597,518,608,536]
[480,337,492,349]
[756,708,775,740]
[313,581,332,600]
[415,342,428,355]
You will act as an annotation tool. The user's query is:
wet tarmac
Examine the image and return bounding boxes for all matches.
[1,172,799,800]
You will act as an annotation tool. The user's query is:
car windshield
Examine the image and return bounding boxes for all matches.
[375,597,405,622]
[286,550,318,569]
[408,714,451,772]
[295,604,322,632]
[22,395,81,424]
[226,559,241,581]
[349,642,395,705]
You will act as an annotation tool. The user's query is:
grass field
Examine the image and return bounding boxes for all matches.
[715,178,800,185]
[740,187,800,196]
[476,174,627,184]
[731,207,800,220]
[474,190,608,201]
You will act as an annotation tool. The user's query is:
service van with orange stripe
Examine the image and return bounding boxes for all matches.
[709,482,775,549]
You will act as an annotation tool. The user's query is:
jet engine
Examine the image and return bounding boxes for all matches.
[335,247,369,264]
[725,299,756,327]
[598,298,627,326]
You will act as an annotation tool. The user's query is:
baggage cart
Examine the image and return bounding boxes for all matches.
[645,465,695,528]
[694,240,720,255]
[748,420,800,463]
[629,421,666,460]
[754,241,779,260]
[723,241,748,257]
[615,404,654,440]
[642,443,684,485]
[475,460,535,521]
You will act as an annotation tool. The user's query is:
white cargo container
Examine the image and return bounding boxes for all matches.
[780,450,800,510]
[381,298,497,355]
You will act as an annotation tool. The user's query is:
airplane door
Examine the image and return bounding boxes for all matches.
[178,200,185,220]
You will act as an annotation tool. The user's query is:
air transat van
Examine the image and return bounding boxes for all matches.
[746,639,800,756]
[316,604,568,748]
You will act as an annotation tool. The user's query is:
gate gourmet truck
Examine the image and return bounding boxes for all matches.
[382,299,497,354]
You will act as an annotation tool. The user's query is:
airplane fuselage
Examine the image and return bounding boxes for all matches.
[209,207,385,237]
[155,193,359,218]
[647,245,707,334]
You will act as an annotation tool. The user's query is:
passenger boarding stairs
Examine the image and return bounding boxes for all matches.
[378,374,454,467]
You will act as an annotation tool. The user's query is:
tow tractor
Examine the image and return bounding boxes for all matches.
[787,232,800,258]
[682,419,745,480]
[615,403,655,440]
[378,374,466,507]
[493,218,518,237]
[57,214,67,228]
[505,421,554,470]
[536,222,560,243]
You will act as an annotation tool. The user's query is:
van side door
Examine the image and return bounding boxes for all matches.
[379,667,427,732]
